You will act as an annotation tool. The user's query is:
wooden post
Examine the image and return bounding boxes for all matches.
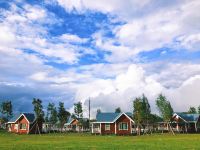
[195,122,197,132]
[91,123,93,133]
[115,122,116,134]
[100,123,101,135]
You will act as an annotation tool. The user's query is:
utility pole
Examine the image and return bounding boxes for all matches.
[89,98,91,121]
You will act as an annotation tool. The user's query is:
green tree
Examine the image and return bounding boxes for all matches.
[198,106,200,114]
[32,98,44,122]
[96,108,101,114]
[156,94,174,134]
[74,102,83,118]
[133,97,143,135]
[0,100,13,121]
[47,103,58,126]
[141,94,151,125]
[188,107,197,114]
[58,102,70,131]
[115,107,121,113]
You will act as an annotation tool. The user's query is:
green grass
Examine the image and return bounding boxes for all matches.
[0,130,200,150]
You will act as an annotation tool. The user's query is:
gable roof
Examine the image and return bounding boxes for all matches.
[23,113,36,123]
[65,116,89,125]
[95,112,134,123]
[8,113,36,123]
[174,113,200,122]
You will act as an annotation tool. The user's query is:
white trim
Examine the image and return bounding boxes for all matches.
[92,122,113,124]
[12,114,30,124]
[27,123,29,134]
[105,123,110,131]
[115,122,116,134]
[100,123,101,134]
[173,113,188,123]
[92,113,135,124]
[113,113,135,123]
[118,122,128,131]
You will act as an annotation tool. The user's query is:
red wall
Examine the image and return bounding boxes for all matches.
[100,114,132,135]
[9,115,29,134]
[116,114,131,135]
[101,123,115,134]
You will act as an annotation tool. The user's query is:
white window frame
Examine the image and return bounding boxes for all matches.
[105,123,110,131]
[119,122,128,130]
[20,123,27,130]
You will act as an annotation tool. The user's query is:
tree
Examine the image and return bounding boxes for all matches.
[0,101,13,121]
[74,102,83,118]
[47,103,58,129]
[115,107,121,113]
[96,108,101,114]
[198,106,200,114]
[32,98,44,122]
[141,94,151,125]
[133,97,143,135]
[188,107,197,114]
[57,102,70,131]
[156,94,174,134]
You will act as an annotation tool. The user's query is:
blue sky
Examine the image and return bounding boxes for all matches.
[0,0,200,116]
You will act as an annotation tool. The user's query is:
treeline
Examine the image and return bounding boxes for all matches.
[0,99,84,131]
[1,94,200,127]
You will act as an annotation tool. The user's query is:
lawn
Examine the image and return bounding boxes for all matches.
[0,130,200,150]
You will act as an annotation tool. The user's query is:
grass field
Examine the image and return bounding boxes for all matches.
[0,130,200,150]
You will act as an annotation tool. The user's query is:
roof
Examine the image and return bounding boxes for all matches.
[174,113,200,122]
[8,113,36,123]
[95,112,133,123]
[23,113,36,123]
[66,116,89,125]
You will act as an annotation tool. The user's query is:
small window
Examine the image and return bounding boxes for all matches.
[105,123,110,130]
[119,122,128,130]
[20,124,27,130]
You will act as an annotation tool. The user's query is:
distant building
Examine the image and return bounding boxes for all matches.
[91,112,135,135]
[7,113,42,134]
[172,113,200,133]
[64,117,89,132]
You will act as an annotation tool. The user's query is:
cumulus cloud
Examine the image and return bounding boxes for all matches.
[1,0,200,117]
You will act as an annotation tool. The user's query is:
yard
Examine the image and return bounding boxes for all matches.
[0,130,200,150]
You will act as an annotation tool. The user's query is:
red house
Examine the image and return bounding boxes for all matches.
[7,113,42,134]
[91,112,135,135]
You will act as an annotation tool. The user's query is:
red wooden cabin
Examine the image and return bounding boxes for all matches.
[7,113,42,134]
[92,112,135,135]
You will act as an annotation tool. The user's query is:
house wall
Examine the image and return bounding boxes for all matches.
[100,114,133,135]
[116,114,132,135]
[101,123,115,134]
[9,116,29,134]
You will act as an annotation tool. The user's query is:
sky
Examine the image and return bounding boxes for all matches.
[0,0,200,117]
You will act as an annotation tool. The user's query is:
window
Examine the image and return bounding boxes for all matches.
[20,123,27,130]
[14,124,18,130]
[119,122,128,130]
[105,123,110,130]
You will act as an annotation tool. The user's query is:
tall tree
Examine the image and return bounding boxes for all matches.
[133,97,143,135]
[115,107,121,113]
[156,94,173,121]
[0,101,13,121]
[47,103,58,126]
[96,108,101,114]
[156,94,174,134]
[74,102,83,118]
[32,98,44,122]
[188,107,197,114]
[57,102,70,131]
[141,94,151,125]
[198,106,200,114]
